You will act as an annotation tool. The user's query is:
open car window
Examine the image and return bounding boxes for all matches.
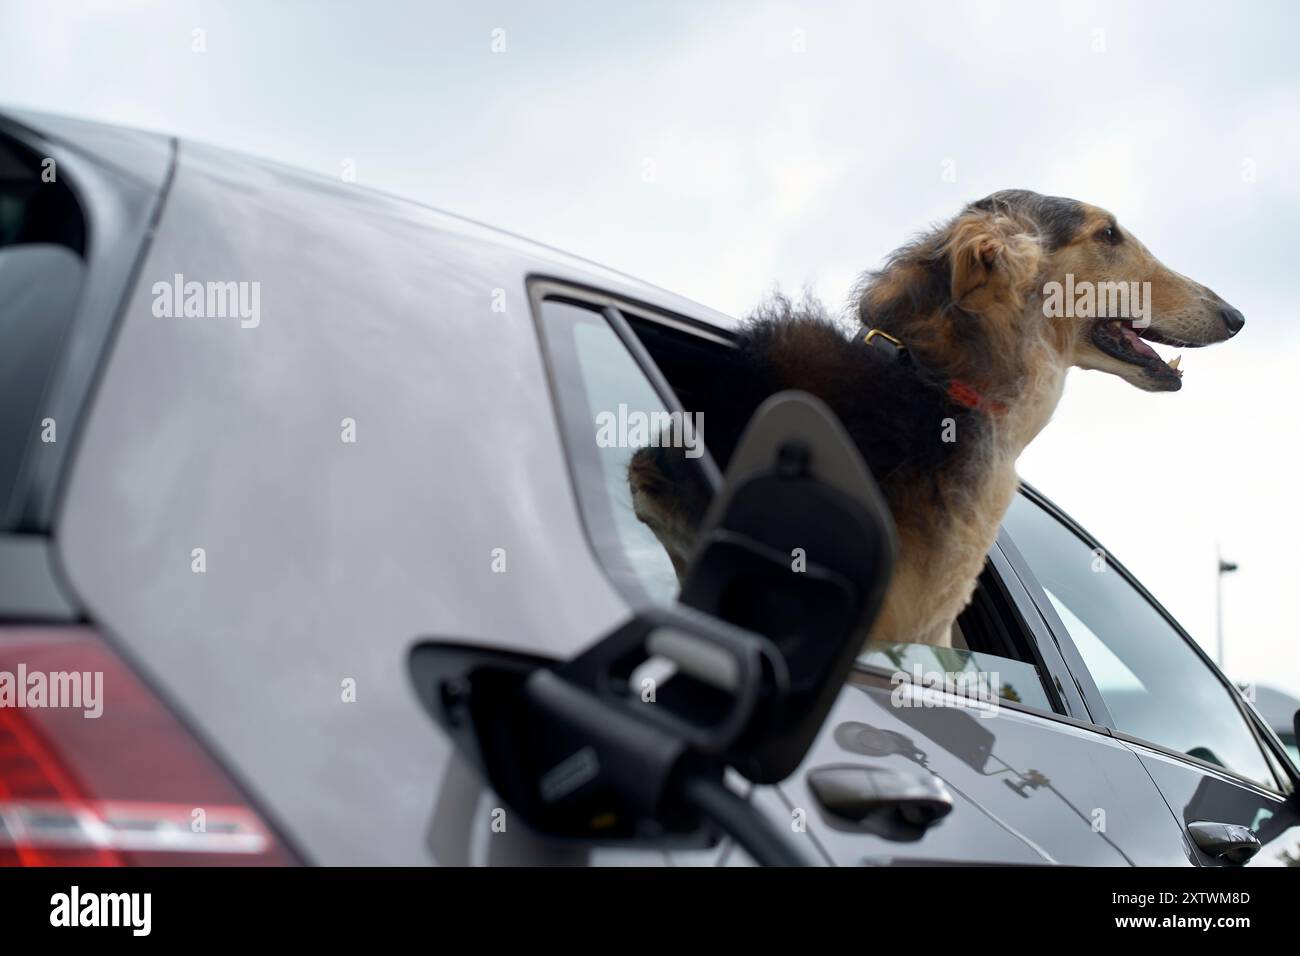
[622,312,1066,716]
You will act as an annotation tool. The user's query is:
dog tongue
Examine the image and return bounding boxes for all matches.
[1120,322,1161,361]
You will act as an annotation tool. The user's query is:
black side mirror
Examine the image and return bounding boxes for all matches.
[408,392,895,863]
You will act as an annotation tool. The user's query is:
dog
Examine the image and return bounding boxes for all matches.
[629,189,1243,648]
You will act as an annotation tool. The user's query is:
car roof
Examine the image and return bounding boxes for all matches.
[2,106,740,334]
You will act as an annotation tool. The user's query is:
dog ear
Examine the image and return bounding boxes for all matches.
[946,213,1041,315]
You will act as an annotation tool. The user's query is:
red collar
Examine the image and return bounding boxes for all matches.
[945,379,1009,417]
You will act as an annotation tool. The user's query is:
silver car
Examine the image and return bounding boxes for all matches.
[2,109,1297,867]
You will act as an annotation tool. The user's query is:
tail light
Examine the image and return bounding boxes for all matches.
[0,626,298,865]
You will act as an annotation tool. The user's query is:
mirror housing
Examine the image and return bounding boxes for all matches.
[677,391,896,781]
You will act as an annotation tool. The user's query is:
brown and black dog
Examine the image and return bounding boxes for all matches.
[630,189,1243,648]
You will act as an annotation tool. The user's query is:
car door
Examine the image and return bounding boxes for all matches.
[769,538,1197,866]
[1000,488,1300,867]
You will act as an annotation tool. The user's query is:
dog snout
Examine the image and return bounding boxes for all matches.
[1219,304,1245,337]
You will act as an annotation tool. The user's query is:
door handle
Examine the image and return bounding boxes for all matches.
[808,764,953,829]
[1187,821,1261,864]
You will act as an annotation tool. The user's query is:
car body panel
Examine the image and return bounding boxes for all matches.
[778,672,1197,866]
[51,137,710,864]
[1128,743,1300,866]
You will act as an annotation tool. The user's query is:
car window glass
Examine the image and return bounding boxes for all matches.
[1003,494,1276,789]
[0,245,84,524]
[539,300,680,605]
[857,641,1054,711]
[1042,591,1144,694]
[0,133,88,526]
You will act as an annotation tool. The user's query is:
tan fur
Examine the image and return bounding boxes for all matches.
[868,200,1236,646]
[632,193,1241,650]
[869,208,1068,645]
[874,358,1067,646]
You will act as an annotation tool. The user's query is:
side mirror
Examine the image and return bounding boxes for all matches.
[408,392,895,863]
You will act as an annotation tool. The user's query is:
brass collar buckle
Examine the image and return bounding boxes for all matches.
[862,328,905,350]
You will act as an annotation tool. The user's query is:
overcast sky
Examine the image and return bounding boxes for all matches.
[4,0,1298,696]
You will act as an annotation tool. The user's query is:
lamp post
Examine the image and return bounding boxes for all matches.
[1216,548,1239,669]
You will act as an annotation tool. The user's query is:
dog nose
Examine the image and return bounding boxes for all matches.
[1220,306,1245,336]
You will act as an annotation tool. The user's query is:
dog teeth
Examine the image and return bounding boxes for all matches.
[1168,355,1181,371]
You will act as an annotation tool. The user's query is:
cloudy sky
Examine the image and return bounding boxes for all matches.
[3,0,1298,695]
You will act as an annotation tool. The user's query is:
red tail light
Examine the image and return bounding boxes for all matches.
[0,626,297,865]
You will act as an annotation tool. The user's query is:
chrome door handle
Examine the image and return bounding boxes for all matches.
[1187,821,1261,864]
[808,764,953,829]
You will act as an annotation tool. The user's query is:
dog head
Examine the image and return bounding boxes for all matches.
[857,189,1243,394]
[627,444,711,579]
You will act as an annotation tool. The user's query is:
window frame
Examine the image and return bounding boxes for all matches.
[527,277,725,610]
[1003,482,1299,796]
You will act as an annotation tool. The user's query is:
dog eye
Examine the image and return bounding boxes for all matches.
[1096,225,1121,244]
